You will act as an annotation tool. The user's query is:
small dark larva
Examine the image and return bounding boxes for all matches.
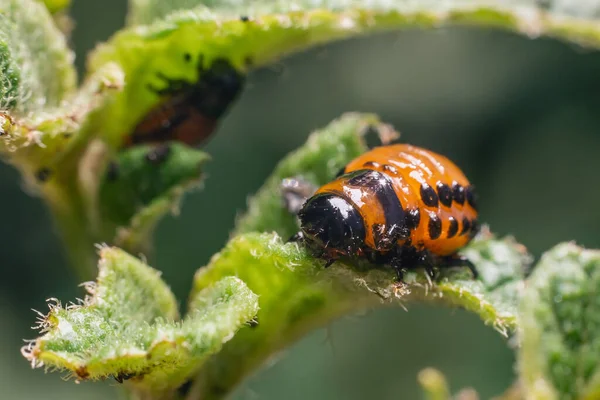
[294,144,479,280]
[125,56,245,148]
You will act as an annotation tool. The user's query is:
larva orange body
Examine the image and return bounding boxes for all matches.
[297,144,479,278]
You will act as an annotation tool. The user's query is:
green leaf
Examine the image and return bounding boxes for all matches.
[87,2,600,152]
[15,0,600,279]
[234,111,525,331]
[97,142,210,253]
[0,0,75,113]
[440,229,530,333]
[189,231,529,398]
[0,63,123,174]
[37,0,71,14]
[234,112,397,236]
[519,242,600,400]
[127,0,207,26]
[186,111,530,397]
[22,247,259,394]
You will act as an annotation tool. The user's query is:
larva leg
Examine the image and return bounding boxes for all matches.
[389,256,406,282]
[417,251,437,279]
[287,231,337,269]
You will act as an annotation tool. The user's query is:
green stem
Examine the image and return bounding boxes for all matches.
[45,180,98,281]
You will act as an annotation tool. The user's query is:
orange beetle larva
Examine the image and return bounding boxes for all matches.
[293,144,479,280]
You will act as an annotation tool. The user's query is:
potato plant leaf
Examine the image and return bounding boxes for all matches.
[22,247,259,396]
[97,142,210,253]
[188,231,529,398]
[520,243,600,400]
[85,0,600,153]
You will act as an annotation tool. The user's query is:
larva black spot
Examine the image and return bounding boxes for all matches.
[466,185,478,210]
[461,217,471,236]
[437,182,452,207]
[420,184,439,207]
[452,181,465,205]
[428,213,442,240]
[183,53,192,62]
[447,216,459,238]
[405,208,420,230]
[240,15,250,22]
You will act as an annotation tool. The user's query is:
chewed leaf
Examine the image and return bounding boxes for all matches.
[519,243,600,400]
[190,231,529,398]
[97,142,209,252]
[234,112,396,236]
[22,247,258,394]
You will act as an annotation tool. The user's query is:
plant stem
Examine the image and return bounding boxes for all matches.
[45,179,98,281]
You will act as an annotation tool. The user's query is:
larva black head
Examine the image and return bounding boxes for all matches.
[298,194,365,257]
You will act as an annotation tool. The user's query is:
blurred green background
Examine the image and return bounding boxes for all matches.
[3,1,600,399]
